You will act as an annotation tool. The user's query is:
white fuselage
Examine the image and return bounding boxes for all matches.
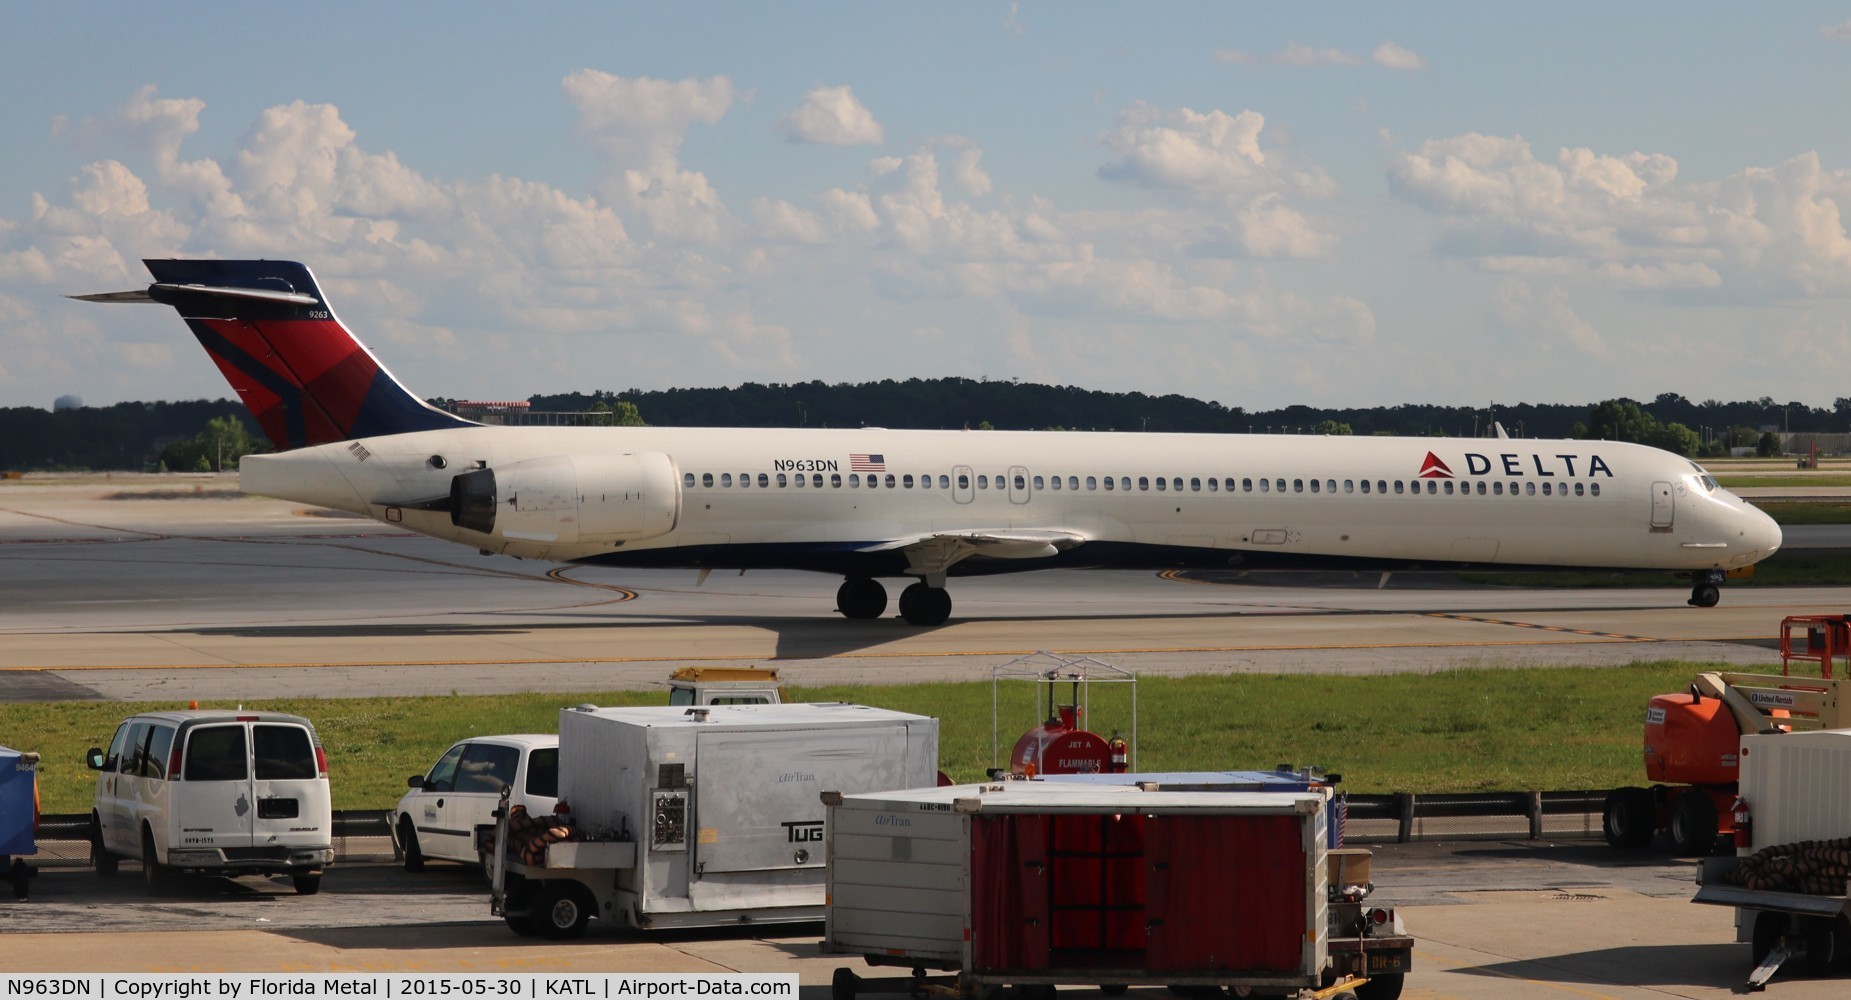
[241,426,1781,578]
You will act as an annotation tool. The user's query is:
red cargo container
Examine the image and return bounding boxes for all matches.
[824,782,1409,998]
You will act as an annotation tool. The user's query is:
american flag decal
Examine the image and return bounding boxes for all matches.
[850,453,886,472]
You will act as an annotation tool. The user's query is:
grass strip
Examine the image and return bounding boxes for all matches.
[4,662,1747,813]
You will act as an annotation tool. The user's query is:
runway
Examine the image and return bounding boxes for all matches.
[1,474,1832,701]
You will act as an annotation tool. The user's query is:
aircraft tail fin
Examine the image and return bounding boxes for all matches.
[73,259,476,450]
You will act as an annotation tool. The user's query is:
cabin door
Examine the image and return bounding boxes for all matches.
[1650,481,1674,528]
[953,465,975,504]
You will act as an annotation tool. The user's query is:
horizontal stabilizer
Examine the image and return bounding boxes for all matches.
[68,290,154,303]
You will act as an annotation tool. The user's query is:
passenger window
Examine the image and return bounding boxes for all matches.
[941,475,952,489]
[1309,479,1319,494]
[1203,478,1213,492]
[525,748,559,799]
[1049,476,1061,491]
[1259,479,1269,493]
[1542,482,1552,496]
[721,473,732,487]
[777,473,788,488]
[1578,483,1588,496]
[184,725,248,782]
[978,475,988,489]
[1015,474,1027,490]
[701,473,713,488]
[1427,481,1438,494]
[1360,480,1371,494]
[1103,476,1114,491]
[1526,482,1536,495]
[757,473,769,488]
[254,725,317,781]
[1494,482,1504,495]
[1243,478,1253,492]
[683,473,695,488]
[1150,477,1160,492]
[1174,478,1183,491]
[1294,480,1304,493]
[119,722,150,776]
[1121,477,1132,491]
[868,475,879,489]
[885,474,896,488]
[1344,480,1354,493]
[103,723,130,772]
[850,474,861,487]
[145,725,175,780]
[454,742,520,794]
[831,473,841,488]
[739,472,750,488]
[1377,480,1387,494]
[794,474,805,489]
[958,474,970,490]
[1326,480,1335,493]
[1274,479,1284,493]
[1394,481,1404,495]
[426,744,467,793]
[904,474,915,488]
[1086,476,1097,490]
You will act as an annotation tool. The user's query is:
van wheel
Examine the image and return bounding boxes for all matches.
[293,874,322,896]
[91,814,118,877]
[398,817,425,872]
[535,881,593,940]
[140,828,168,895]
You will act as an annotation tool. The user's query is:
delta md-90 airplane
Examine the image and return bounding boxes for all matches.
[78,259,1782,626]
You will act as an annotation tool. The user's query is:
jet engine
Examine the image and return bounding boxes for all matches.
[450,453,679,545]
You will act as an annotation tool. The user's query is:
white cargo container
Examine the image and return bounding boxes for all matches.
[490,702,938,937]
[1692,727,1851,987]
[824,781,1411,999]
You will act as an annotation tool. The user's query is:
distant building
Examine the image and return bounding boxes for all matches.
[449,400,531,425]
[53,394,83,411]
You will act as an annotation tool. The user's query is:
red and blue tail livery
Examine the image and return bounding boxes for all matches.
[76,259,474,450]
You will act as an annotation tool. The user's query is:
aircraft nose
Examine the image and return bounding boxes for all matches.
[1755,508,1783,557]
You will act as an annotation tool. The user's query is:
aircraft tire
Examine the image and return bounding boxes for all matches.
[1689,584,1721,608]
[899,583,951,626]
[837,577,887,620]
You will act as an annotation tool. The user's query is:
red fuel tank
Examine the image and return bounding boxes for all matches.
[1010,706,1112,776]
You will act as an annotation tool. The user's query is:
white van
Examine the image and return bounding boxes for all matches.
[85,710,333,895]
[391,734,558,871]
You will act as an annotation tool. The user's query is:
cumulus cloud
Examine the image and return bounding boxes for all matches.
[1389,132,1851,299]
[1372,41,1427,70]
[1099,103,1335,200]
[563,70,735,169]
[775,85,885,145]
[1493,280,1607,357]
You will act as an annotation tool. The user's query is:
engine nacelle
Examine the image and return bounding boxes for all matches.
[450,453,680,545]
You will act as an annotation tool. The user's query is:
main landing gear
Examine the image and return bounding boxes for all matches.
[835,577,953,626]
[1688,569,1724,608]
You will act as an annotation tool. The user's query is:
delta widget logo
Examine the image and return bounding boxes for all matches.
[1418,453,1453,479]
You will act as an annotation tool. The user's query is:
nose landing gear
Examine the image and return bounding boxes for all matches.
[1688,569,1724,608]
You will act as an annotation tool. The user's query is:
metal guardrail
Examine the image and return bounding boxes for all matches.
[19,810,398,868]
[16,795,1613,869]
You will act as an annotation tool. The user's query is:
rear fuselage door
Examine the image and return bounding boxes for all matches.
[1650,481,1675,528]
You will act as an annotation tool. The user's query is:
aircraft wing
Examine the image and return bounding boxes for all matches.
[858,528,1088,579]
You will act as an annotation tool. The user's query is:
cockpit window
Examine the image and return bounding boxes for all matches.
[1689,462,1718,492]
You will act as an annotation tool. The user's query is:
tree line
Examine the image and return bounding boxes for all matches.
[5,385,1846,472]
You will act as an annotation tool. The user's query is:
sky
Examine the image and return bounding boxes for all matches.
[6,4,1851,414]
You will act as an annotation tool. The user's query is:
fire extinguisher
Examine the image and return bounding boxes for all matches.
[1731,794,1752,849]
[1107,732,1129,774]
